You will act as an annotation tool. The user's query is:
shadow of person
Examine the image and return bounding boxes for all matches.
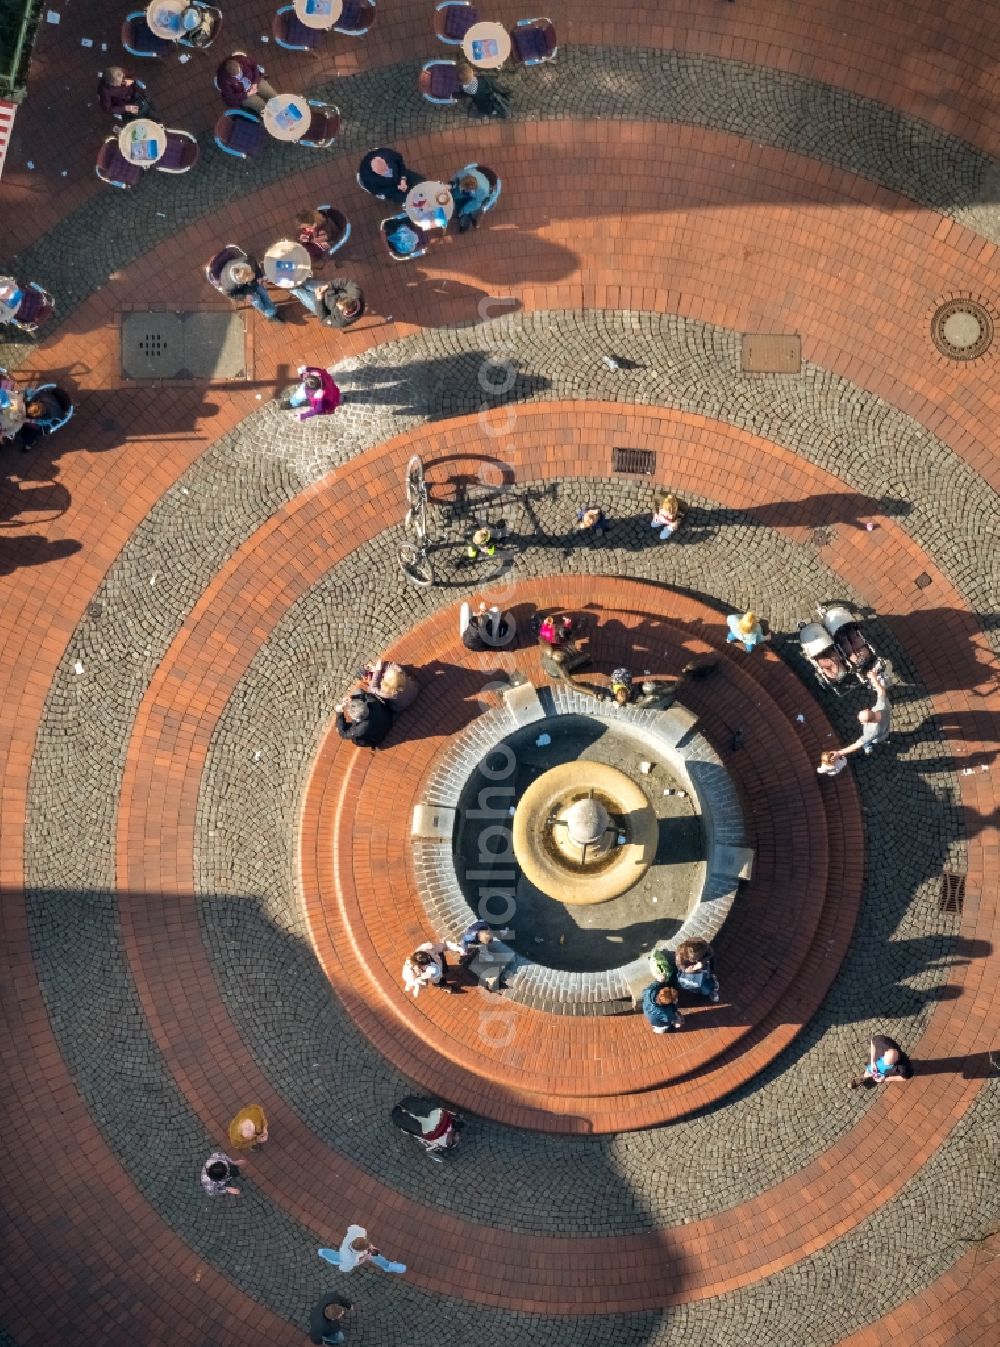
[0,533,82,575]
[0,476,72,525]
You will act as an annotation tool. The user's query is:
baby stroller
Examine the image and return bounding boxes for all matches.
[798,603,890,694]
[390,1096,464,1162]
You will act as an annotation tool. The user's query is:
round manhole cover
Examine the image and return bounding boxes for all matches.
[931,298,994,361]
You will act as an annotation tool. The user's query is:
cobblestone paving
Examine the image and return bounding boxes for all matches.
[21,309,998,1340]
[2,43,999,368]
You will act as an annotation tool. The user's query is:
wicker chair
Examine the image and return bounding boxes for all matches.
[509,16,557,64]
[95,136,144,189]
[334,0,376,35]
[433,1,477,44]
[213,109,267,159]
[155,128,201,173]
[273,4,324,50]
[419,59,461,105]
[121,12,173,57]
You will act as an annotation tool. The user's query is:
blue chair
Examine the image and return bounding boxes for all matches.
[509,16,557,65]
[273,4,324,51]
[121,12,173,57]
[299,101,341,149]
[381,214,428,262]
[419,59,461,105]
[334,0,376,35]
[213,109,267,159]
[8,282,56,332]
[22,385,74,436]
[434,1,477,44]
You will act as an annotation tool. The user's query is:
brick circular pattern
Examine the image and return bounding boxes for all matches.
[931,296,995,360]
[2,6,999,1345]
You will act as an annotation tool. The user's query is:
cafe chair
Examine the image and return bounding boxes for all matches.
[273,5,325,50]
[177,2,223,49]
[95,136,144,189]
[334,0,376,35]
[205,244,251,296]
[156,128,201,173]
[10,283,56,333]
[299,101,341,148]
[509,16,557,64]
[22,385,74,436]
[213,108,267,159]
[419,59,461,105]
[314,206,351,254]
[381,214,428,262]
[455,162,501,212]
[434,1,477,44]
[121,12,174,58]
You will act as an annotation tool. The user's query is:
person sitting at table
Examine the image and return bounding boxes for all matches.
[321,277,365,330]
[179,3,219,46]
[450,168,492,232]
[212,257,282,322]
[280,365,341,422]
[16,387,74,451]
[97,67,156,122]
[295,208,337,259]
[216,53,277,116]
[357,147,425,204]
[455,60,511,119]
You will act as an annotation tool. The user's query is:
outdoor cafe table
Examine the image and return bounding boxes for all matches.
[293,0,343,28]
[462,20,511,69]
[262,94,312,142]
[262,240,313,288]
[146,0,189,40]
[118,118,167,166]
[404,180,454,231]
[0,381,26,441]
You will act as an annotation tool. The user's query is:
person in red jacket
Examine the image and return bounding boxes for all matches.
[280,366,341,421]
[215,53,277,115]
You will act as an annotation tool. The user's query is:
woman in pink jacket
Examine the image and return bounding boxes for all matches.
[283,366,341,422]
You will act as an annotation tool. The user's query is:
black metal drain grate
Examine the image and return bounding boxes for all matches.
[915,572,932,590]
[612,447,656,475]
[939,871,966,914]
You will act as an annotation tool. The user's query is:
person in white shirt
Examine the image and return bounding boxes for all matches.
[401,941,461,997]
[318,1225,406,1275]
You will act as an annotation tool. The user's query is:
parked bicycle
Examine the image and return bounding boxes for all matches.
[398,454,435,588]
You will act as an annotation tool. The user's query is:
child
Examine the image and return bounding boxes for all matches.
[610,667,633,705]
[651,493,685,541]
[575,505,608,537]
[537,614,575,647]
[642,983,684,1033]
[464,527,496,561]
[817,750,847,777]
[282,366,341,422]
[726,610,765,652]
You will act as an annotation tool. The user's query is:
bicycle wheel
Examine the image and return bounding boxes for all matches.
[406,455,426,514]
[398,542,434,588]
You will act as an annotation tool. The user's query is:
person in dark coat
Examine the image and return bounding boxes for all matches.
[335,691,393,748]
[321,277,365,329]
[456,61,511,119]
[216,54,277,114]
[357,147,425,203]
[97,67,155,121]
[642,983,684,1033]
[309,1293,352,1345]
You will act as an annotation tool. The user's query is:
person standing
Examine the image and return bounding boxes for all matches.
[850,1034,913,1089]
[216,54,277,115]
[675,938,720,1002]
[228,1104,268,1151]
[455,61,511,119]
[309,1293,352,1345]
[200,1150,242,1198]
[402,942,461,997]
[318,1226,406,1275]
[650,494,685,540]
[830,671,892,760]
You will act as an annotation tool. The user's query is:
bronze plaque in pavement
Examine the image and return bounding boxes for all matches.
[740,333,802,374]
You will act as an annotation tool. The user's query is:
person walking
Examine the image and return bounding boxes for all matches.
[455,61,511,119]
[651,494,685,540]
[642,982,684,1033]
[228,1104,268,1151]
[829,670,892,760]
[200,1150,242,1198]
[309,1293,352,1345]
[850,1034,913,1089]
[318,1226,406,1275]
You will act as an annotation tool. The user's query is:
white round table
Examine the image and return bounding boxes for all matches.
[0,383,26,440]
[404,180,454,231]
[0,277,23,324]
[262,94,312,143]
[145,0,188,40]
[293,0,343,29]
[463,21,511,69]
[118,118,167,166]
[262,240,313,288]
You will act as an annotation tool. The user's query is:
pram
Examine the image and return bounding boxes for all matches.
[798,603,891,694]
[390,1096,464,1162]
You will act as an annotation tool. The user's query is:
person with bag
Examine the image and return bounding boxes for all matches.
[674,939,720,1002]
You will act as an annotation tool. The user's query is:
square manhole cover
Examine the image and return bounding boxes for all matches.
[741,334,802,374]
[121,310,247,382]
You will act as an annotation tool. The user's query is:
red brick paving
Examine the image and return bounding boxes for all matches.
[2,10,998,1339]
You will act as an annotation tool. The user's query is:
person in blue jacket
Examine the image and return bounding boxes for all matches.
[642,982,684,1033]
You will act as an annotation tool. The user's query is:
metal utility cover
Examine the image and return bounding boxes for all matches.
[741,334,802,374]
[121,310,247,382]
